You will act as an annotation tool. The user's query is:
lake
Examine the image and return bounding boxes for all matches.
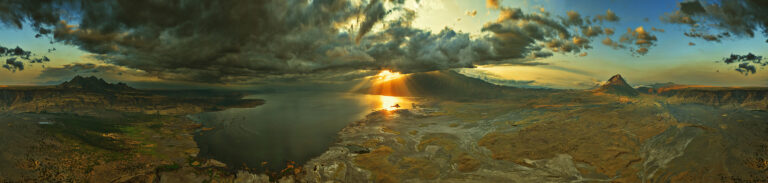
[190,92,415,171]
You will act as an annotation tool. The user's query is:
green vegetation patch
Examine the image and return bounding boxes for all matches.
[40,113,127,151]
[38,112,164,152]
[157,163,182,172]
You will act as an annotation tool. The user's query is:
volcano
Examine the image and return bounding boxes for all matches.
[594,74,639,96]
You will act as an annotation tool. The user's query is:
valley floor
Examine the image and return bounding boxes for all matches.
[304,90,768,182]
[1,89,767,182]
[0,112,205,182]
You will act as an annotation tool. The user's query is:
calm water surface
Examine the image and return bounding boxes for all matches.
[190,92,414,171]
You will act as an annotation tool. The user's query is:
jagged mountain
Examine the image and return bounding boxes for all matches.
[58,76,135,91]
[594,74,639,96]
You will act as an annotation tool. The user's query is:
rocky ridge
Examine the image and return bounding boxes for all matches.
[637,83,768,110]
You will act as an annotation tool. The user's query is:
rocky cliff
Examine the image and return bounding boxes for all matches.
[638,85,768,109]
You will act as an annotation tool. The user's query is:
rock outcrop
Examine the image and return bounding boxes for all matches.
[639,85,768,109]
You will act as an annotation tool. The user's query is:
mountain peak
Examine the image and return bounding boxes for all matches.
[59,75,134,91]
[595,74,639,96]
[604,74,632,86]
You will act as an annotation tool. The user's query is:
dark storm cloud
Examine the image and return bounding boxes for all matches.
[3,58,23,71]
[532,51,554,58]
[736,63,756,75]
[582,26,604,37]
[683,30,730,42]
[2,0,394,82]
[362,12,549,73]
[605,10,620,21]
[356,0,387,43]
[604,28,615,35]
[0,46,31,58]
[0,45,50,71]
[481,7,622,56]
[719,53,766,75]
[1,0,647,83]
[364,4,614,71]
[455,68,538,88]
[600,26,657,55]
[559,9,658,56]
[617,26,658,55]
[601,37,624,49]
[492,7,572,38]
[662,0,768,43]
[564,10,584,26]
[679,1,707,14]
[594,9,620,23]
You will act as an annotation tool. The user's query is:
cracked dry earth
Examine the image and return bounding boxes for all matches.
[303,90,768,182]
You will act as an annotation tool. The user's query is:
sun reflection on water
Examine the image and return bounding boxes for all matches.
[380,95,401,111]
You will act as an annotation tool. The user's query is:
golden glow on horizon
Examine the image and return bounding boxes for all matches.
[376,70,403,82]
[371,70,411,111]
[368,69,411,97]
[476,66,598,89]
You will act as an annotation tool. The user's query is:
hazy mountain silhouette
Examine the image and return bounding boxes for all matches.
[58,76,134,91]
[364,70,532,100]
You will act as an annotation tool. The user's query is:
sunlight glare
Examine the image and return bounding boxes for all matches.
[376,70,403,82]
[380,95,401,111]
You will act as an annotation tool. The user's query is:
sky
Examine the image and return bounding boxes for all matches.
[0,0,767,89]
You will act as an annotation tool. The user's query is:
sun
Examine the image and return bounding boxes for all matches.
[376,70,402,82]
[367,69,410,97]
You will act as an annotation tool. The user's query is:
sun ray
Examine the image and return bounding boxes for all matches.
[375,70,403,82]
[369,70,410,97]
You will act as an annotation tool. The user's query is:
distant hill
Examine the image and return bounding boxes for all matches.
[636,82,681,93]
[594,74,639,97]
[0,76,263,114]
[58,76,135,91]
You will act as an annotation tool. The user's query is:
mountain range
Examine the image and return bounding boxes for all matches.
[58,75,135,91]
